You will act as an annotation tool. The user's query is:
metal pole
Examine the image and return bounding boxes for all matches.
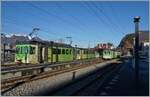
[66,36,72,45]
[3,43,6,64]
[74,45,77,60]
[134,16,140,87]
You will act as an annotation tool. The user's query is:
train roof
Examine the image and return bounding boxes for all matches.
[16,39,72,48]
[75,47,95,51]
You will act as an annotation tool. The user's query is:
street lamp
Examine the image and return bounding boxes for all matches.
[74,45,77,60]
[134,16,140,87]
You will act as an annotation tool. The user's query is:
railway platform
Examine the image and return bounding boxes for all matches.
[96,57,149,96]
[49,56,149,96]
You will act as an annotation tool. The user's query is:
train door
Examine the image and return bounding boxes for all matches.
[38,44,43,63]
[81,49,83,59]
[73,47,77,60]
[56,47,58,62]
[52,47,58,63]
[43,47,48,63]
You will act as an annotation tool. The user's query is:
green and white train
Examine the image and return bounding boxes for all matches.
[15,40,121,64]
[102,49,121,59]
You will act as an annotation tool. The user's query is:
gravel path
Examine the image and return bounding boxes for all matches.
[2,60,116,96]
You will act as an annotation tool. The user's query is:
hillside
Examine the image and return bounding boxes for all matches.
[118,31,149,54]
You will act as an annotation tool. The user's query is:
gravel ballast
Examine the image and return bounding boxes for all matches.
[2,60,116,96]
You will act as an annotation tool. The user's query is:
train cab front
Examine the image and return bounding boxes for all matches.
[15,45,29,65]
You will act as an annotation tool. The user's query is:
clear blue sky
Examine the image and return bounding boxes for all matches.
[1,1,149,48]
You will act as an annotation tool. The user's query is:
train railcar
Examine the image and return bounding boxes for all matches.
[15,40,48,64]
[15,44,38,64]
[87,50,95,59]
[102,49,121,59]
[82,49,88,59]
[76,48,87,60]
[55,46,73,62]
[15,40,73,64]
[95,51,100,58]
[15,40,121,64]
[116,51,121,58]
[102,49,114,59]
[76,48,82,60]
[113,51,118,58]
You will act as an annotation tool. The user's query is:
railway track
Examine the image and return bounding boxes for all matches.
[49,61,122,96]
[2,58,102,72]
[1,58,106,94]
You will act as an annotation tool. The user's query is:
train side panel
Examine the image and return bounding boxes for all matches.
[58,47,73,62]
[82,49,88,59]
[48,48,52,63]
[28,45,38,64]
[76,49,82,60]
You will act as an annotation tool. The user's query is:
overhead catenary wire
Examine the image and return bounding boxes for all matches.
[3,19,64,39]
[82,2,117,36]
[3,2,125,47]
[81,2,123,46]
[27,2,87,34]
[55,2,91,33]
[6,2,69,37]
[90,2,125,36]
[27,2,90,42]
[106,3,128,34]
[94,2,126,35]
[3,18,88,46]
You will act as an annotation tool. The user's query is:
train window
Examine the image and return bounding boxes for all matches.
[107,51,108,54]
[52,49,57,54]
[66,49,68,54]
[70,49,72,54]
[30,47,35,54]
[23,46,29,54]
[86,51,88,54]
[83,50,85,54]
[20,47,23,54]
[62,49,65,54]
[57,49,61,54]
[16,47,20,54]
[77,50,80,54]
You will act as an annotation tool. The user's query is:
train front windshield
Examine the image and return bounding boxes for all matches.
[16,46,29,54]
[16,45,35,54]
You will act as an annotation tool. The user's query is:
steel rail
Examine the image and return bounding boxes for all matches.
[2,58,100,73]
[1,58,106,94]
